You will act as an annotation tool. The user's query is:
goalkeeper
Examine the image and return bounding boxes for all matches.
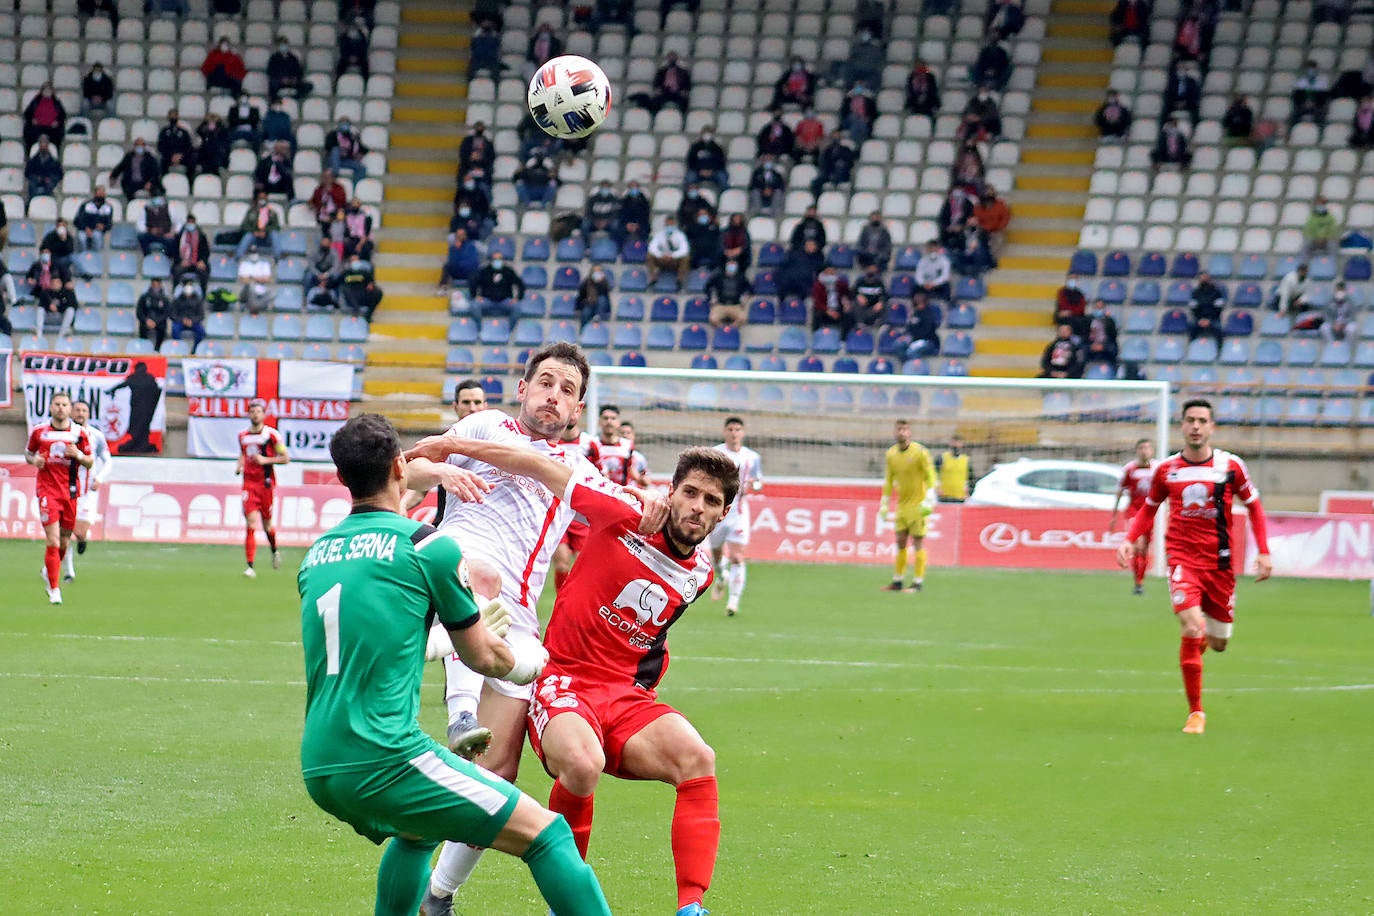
[879,419,937,592]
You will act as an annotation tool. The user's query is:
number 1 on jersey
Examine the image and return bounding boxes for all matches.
[316,582,342,675]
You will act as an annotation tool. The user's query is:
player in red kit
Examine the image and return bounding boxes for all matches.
[1109,437,1157,595]
[26,391,93,605]
[235,398,291,578]
[552,415,600,592]
[419,435,737,916]
[1117,399,1272,735]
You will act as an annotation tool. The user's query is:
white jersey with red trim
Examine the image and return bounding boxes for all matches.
[594,436,637,485]
[436,408,602,635]
[713,442,762,525]
[76,422,112,496]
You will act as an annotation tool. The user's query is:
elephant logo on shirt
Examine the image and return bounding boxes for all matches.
[1181,482,1210,509]
[612,578,670,626]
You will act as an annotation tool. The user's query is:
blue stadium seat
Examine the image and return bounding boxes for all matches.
[198,341,229,358]
[832,356,859,374]
[1287,339,1319,366]
[73,281,100,306]
[653,272,681,293]
[1309,255,1337,281]
[712,325,741,351]
[1320,399,1355,426]
[650,295,679,322]
[1319,342,1351,367]
[616,295,645,321]
[1222,367,1257,393]
[777,327,808,353]
[1256,396,1285,425]
[1357,342,1374,368]
[518,294,547,318]
[551,266,581,290]
[845,327,875,354]
[271,314,304,339]
[479,376,505,402]
[947,303,977,329]
[939,359,969,377]
[824,385,855,407]
[930,388,961,413]
[73,307,103,334]
[1164,280,1192,306]
[1119,338,1150,363]
[902,357,930,375]
[1222,311,1253,336]
[9,249,36,275]
[1124,309,1154,334]
[142,253,172,279]
[280,229,311,257]
[886,273,914,299]
[860,385,890,407]
[1158,309,1189,334]
[277,257,307,284]
[894,387,922,408]
[447,317,478,344]
[109,223,138,250]
[1084,362,1115,380]
[1291,368,1326,396]
[757,242,785,267]
[1184,338,1217,363]
[679,324,708,350]
[124,337,155,355]
[1343,256,1372,281]
[549,293,578,318]
[512,320,543,347]
[521,265,549,289]
[1253,340,1284,366]
[304,314,336,341]
[954,275,984,300]
[827,244,855,268]
[105,282,136,307]
[1131,280,1161,305]
[1237,254,1268,279]
[1328,368,1362,394]
[779,297,808,325]
[239,314,269,339]
[796,355,825,373]
[446,346,475,371]
[1217,396,1252,423]
[646,325,676,349]
[489,236,517,259]
[867,356,895,374]
[943,332,974,358]
[618,267,649,291]
[1272,255,1301,279]
[301,343,333,361]
[790,384,821,409]
[1232,282,1263,308]
[1218,339,1251,365]
[1170,252,1199,278]
[588,237,619,263]
[894,245,922,270]
[884,301,909,327]
[759,355,788,371]
[612,323,642,350]
[479,346,509,370]
[746,298,776,324]
[522,237,551,261]
[754,270,778,295]
[690,353,718,370]
[206,312,236,339]
[265,341,298,360]
[1102,250,1131,276]
[231,342,261,358]
[9,220,37,247]
[555,238,584,263]
[548,319,579,344]
[618,350,646,367]
[209,254,237,282]
[724,355,752,371]
[685,268,711,293]
[73,250,103,278]
[1096,279,1125,304]
[1260,313,1291,336]
[811,326,841,353]
[1068,249,1098,275]
[615,238,645,263]
[1204,254,1234,279]
[276,287,304,312]
[682,296,711,323]
[514,347,535,367]
[107,251,139,278]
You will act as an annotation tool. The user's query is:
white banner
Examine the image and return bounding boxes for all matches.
[183,358,258,398]
[280,360,353,400]
[183,357,353,459]
[276,418,344,461]
[20,352,168,454]
[185,417,246,460]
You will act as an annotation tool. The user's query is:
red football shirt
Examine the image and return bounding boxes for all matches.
[543,474,715,689]
[1129,449,1265,572]
[1119,459,1157,514]
[26,423,90,501]
[238,424,284,490]
[594,437,636,486]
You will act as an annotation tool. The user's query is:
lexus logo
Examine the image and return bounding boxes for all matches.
[978,522,1123,553]
[979,522,1019,552]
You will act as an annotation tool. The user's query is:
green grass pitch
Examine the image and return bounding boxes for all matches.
[1,540,1371,915]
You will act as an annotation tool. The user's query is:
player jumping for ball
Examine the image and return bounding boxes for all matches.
[1117,399,1272,735]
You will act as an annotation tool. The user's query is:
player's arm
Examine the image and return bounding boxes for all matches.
[1108,483,1129,531]
[90,434,113,486]
[921,447,937,509]
[24,429,45,469]
[1118,470,1166,568]
[259,431,290,465]
[1235,462,1273,582]
[880,451,895,518]
[411,434,574,496]
[69,434,94,469]
[234,449,244,475]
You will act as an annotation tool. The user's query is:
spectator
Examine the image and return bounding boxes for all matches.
[720,213,752,270]
[844,28,884,90]
[777,238,825,301]
[325,117,368,180]
[24,137,64,200]
[855,0,886,36]
[342,197,375,262]
[1275,262,1309,315]
[1088,298,1119,345]
[618,181,652,241]
[756,110,795,160]
[468,253,523,321]
[254,141,294,197]
[171,215,210,289]
[0,198,8,250]
[457,122,496,193]
[572,265,612,327]
[1222,94,1255,146]
[790,205,828,252]
[80,63,114,119]
[26,248,73,297]
[970,32,1011,91]
[685,210,721,268]
[137,196,177,258]
[1108,0,1150,47]
[339,252,382,320]
[263,97,297,154]
[647,216,691,286]
[1054,273,1087,325]
[839,81,879,145]
[985,0,1025,40]
[1081,316,1118,374]
[268,36,313,99]
[1173,8,1212,63]
[310,169,347,231]
[951,217,995,275]
[771,57,818,110]
[238,247,275,315]
[1150,118,1192,172]
[810,129,857,196]
[169,278,207,352]
[514,153,559,207]
[811,265,854,334]
[1039,324,1083,378]
[748,156,787,217]
[635,52,691,115]
[851,261,887,328]
[676,182,716,228]
[40,219,77,273]
[36,275,78,336]
[451,179,493,241]
[74,186,114,252]
[588,0,635,33]
[78,0,120,20]
[938,185,976,248]
[904,293,942,358]
[1188,271,1225,349]
[581,179,621,239]
[110,138,162,200]
[23,83,68,153]
[467,18,502,79]
[336,18,371,83]
[526,23,563,73]
[157,109,196,178]
[952,142,985,186]
[705,259,752,329]
[1303,197,1341,256]
[972,187,1011,258]
[857,213,894,269]
[146,0,190,15]
[1322,282,1356,342]
[1314,0,1355,25]
[915,240,952,301]
[659,0,698,28]
[1095,90,1133,138]
[1350,96,1374,148]
[792,108,826,163]
[0,260,14,338]
[905,60,942,122]
[194,113,230,176]
[962,86,1003,141]
[306,236,342,307]
[227,93,262,148]
[1164,62,1202,124]
[238,195,282,259]
[685,126,729,190]
[202,39,247,96]
[1291,60,1331,127]
[136,278,171,349]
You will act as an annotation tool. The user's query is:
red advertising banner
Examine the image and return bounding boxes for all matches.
[956,506,1129,570]
[1263,512,1374,579]
[20,352,168,454]
[1318,491,1374,515]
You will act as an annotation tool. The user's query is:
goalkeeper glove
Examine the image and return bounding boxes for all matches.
[922,489,938,510]
[425,622,456,662]
[879,496,890,520]
[504,642,548,686]
[480,599,513,639]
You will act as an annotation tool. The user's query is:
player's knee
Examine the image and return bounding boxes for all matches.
[558,751,604,796]
[466,556,502,600]
[1209,637,1229,653]
[1180,621,1206,639]
[674,741,715,783]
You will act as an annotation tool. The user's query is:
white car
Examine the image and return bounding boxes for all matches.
[966,458,1126,510]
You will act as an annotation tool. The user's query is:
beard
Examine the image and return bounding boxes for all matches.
[521,403,569,440]
[665,514,711,553]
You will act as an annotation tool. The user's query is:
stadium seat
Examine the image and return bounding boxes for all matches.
[724,355,752,371]
[1309,256,1337,281]
[757,242,785,266]
[831,356,859,374]
[611,323,642,350]
[1184,338,1218,364]
[1068,249,1098,275]
[747,298,776,324]
[588,237,619,263]
[616,296,645,321]
[711,325,741,351]
[1222,311,1254,337]
[796,355,825,373]
[1253,340,1284,366]
[522,237,550,261]
[618,350,646,367]
[777,327,808,353]
[845,327,875,354]
[682,297,711,323]
[827,245,855,268]
[650,296,679,322]
[552,266,581,290]
[1204,254,1234,279]
[549,293,577,318]
[1260,313,1291,337]
[548,320,579,345]
[1131,280,1161,305]
[646,325,676,350]
[489,236,516,259]
[1119,338,1150,364]
[1096,280,1125,304]
[479,376,505,402]
[1158,310,1189,334]
[759,355,788,372]
[521,265,549,289]
[1288,339,1320,367]
[954,276,985,301]
[621,240,647,264]
[679,324,708,350]
[753,270,778,296]
[1169,252,1199,278]
[447,347,475,372]
[1164,281,1192,306]
[555,238,584,263]
[447,317,478,345]
[779,298,808,325]
[1102,250,1131,277]
[811,327,841,354]
[1343,256,1372,281]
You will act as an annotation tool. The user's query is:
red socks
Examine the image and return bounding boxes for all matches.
[1132,552,1148,586]
[44,545,61,588]
[245,531,257,565]
[548,779,594,860]
[1180,636,1206,713]
[671,776,720,910]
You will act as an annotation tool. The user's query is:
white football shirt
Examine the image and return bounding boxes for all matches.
[713,442,762,523]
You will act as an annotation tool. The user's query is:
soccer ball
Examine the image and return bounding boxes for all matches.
[527,55,613,140]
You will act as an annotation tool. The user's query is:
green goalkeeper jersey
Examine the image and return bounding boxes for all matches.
[298,508,480,779]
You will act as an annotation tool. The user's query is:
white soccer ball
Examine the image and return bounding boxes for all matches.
[527,54,613,140]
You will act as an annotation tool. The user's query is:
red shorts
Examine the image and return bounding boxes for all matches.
[526,668,677,779]
[561,520,589,553]
[243,485,274,522]
[1168,564,1235,622]
[37,492,76,530]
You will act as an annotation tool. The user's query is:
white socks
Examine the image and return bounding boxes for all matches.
[429,841,485,897]
[726,561,746,609]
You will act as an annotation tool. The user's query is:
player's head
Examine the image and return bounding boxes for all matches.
[330,413,404,502]
[893,419,911,446]
[619,420,634,441]
[1135,437,1154,462]
[248,398,267,427]
[950,434,963,453]
[723,416,745,449]
[49,391,72,424]
[598,404,621,440]
[1180,398,1215,450]
[452,379,487,419]
[70,400,90,426]
[667,446,740,551]
[518,342,589,440]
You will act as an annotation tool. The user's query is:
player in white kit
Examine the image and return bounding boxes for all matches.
[402,344,666,916]
[710,416,763,616]
[64,400,112,581]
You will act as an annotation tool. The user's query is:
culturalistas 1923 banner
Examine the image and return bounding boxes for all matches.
[21,352,168,455]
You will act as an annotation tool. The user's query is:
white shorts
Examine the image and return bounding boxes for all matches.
[75,490,100,524]
[708,508,750,550]
[1206,616,1233,640]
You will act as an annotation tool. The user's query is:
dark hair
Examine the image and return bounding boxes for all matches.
[723,416,744,428]
[1135,437,1151,447]
[453,378,485,402]
[620,420,634,431]
[599,403,621,417]
[894,418,910,426]
[330,414,400,499]
[672,446,741,508]
[524,342,591,399]
[1181,398,1213,419]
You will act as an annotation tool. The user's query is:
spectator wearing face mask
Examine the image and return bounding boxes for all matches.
[1303,197,1341,257]
[618,182,652,242]
[720,213,752,270]
[1291,59,1331,128]
[640,52,692,115]
[684,210,721,268]
[40,219,77,273]
[685,127,729,191]
[963,86,1002,140]
[676,182,716,229]
[137,196,177,258]
[851,262,887,328]
[238,247,275,315]
[196,113,230,175]
[238,196,282,259]
[263,98,297,156]
[790,206,827,253]
[24,136,64,201]
[336,18,371,83]
[776,237,825,301]
[342,197,375,261]
[748,156,786,217]
[170,278,207,352]
[202,39,247,96]
[110,138,163,199]
[36,275,78,336]
[81,63,114,120]
[449,192,491,243]
[810,129,857,196]
[1164,62,1202,124]
[1095,91,1133,138]
[857,213,894,270]
[340,252,382,320]
[755,110,795,160]
[27,248,73,297]
[1187,271,1225,351]
[1081,310,1118,375]
[1150,118,1192,173]
[969,32,1012,92]
[23,83,67,152]
[647,217,691,286]
[311,169,347,233]
[515,154,559,207]
[136,278,171,350]
[326,118,368,180]
[307,236,343,307]
[1322,282,1356,342]
[469,254,524,321]
[905,60,942,122]
[840,81,879,146]
[904,293,942,359]
[1222,95,1255,147]
[771,58,817,110]
[74,186,114,252]
[1054,273,1087,325]
[581,180,622,240]
[705,259,752,329]
[172,216,210,289]
[457,122,495,193]
[158,109,196,178]
[575,266,612,327]
[811,265,854,335]
[1039,324,1083,379]
[268,37,313,100]
[437,225,480,294]
[1350,95,1374,148]
[227,93,262,148]
[792,108,826,164]
[915,241,952,302]
[255,141,295,197]
[1275,262,1310,315]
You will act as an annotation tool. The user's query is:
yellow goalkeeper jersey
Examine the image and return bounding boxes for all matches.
[883,442,935,507]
